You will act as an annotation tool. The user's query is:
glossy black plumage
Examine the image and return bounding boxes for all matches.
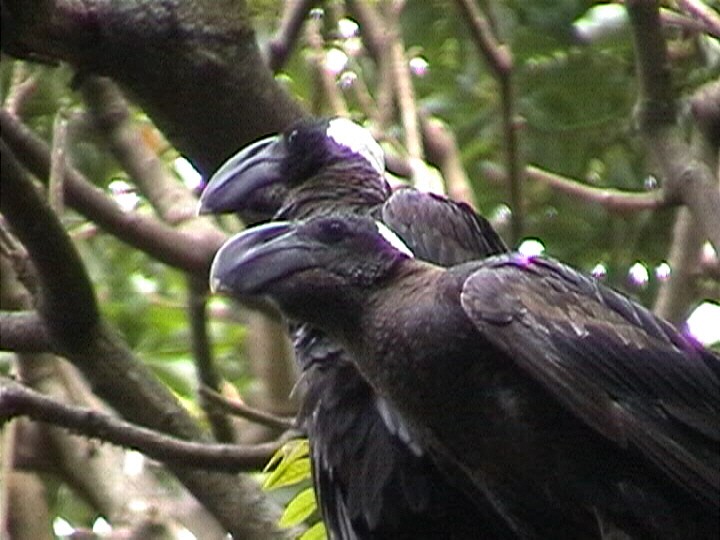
[200,118,511,539]
[210,215,720,540]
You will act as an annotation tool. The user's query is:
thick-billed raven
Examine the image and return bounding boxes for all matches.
[199,117,512,538]
[210,214,720,540]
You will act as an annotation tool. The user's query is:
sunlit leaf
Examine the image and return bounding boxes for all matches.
[279,487,317,528]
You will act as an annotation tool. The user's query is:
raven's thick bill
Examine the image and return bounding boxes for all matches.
[211,214,720,540]
[201,117,513,539]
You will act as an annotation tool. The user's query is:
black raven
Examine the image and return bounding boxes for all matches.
[210,215,720,540]
[199,117,507,263]
[199,118,512,538]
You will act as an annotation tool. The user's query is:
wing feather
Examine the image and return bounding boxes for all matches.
[382,189,507,265]
[460,254,720,505]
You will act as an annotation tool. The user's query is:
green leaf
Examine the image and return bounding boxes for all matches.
[264,439,309,472]
[263,439,312,490]
[264,458,312,490]
[279,487,317,528]
[298,520,327,540]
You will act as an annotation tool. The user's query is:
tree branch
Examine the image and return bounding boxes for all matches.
[0,110,222,276]
[626,0,720,251]
[80,77,200,225]
[386,3,425,182]
[1,139,99,348]
[0,140,285,539]
[3,62,39,117]
[267,0,316,73]
[0,311,53,353]
[678,0,720,38]
[189,277,236,443]
[1,244,227,540]
[0,377,284,472]
[455,0,523,244]
[306,15,348,116]
[482,162,665,214]
[200,386,296,432]
[1,0,305,175]
[653,209,704,322]
[421,115,477,208]
[655,80,720,322]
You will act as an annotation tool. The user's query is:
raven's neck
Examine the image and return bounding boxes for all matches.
[276,161,391,220]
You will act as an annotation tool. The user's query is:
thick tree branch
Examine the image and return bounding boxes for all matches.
[626,0,720,251]
[0,378,285,472]
[1,140,99,348]
[0,110,221,276]
[0,311,53,353]
[2,0,305,175]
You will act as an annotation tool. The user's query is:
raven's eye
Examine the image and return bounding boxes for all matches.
[316,219,348,243]
[287,130,298,145]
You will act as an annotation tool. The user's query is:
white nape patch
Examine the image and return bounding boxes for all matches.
[375,221,414,258]
[326,117,385,175]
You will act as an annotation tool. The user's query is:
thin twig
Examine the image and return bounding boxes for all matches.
[455,0,523,244]
[306,15,348,116]
[48,111,68,215]
[386,2,421,158]
[188,277,236,443]
[346,0,394,128]
[421,115,477,207]
[481,162,665,214]
[344,67,379,122]
[0,377,285,472]
[677,0,720,38]
[267,0,316,72]
[199,386,296,432]
[3,62,39,117]
[653,209,703,323]
[386,6,431,191]
[79,77,200,225]
[454,0,512,79]
[0,219,39,298]
[0,109,223,276]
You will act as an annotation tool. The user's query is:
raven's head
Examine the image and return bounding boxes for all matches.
[209,215,413,329]
[198,117,386,220]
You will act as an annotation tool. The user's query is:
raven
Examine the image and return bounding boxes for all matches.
[210,215,720,540]
[199,117,507,263]
[199,118,512,538]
